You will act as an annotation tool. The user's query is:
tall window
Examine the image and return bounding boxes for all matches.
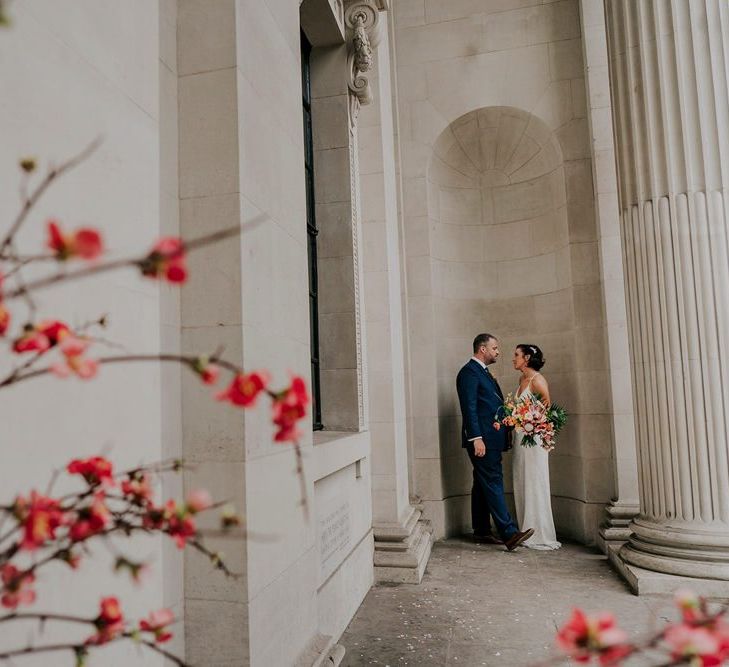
[301,32,323,430]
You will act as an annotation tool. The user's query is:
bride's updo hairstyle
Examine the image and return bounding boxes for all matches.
[517,344,545,371]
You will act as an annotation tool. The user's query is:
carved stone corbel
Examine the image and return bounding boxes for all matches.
[344,0,387,126]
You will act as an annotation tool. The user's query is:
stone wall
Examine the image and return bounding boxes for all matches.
[393,0,614,543]
[178,0,375,663]
[0,2,175,664]
[0,1,376,664]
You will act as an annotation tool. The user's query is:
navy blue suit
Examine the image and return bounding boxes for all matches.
[456,359,518,540]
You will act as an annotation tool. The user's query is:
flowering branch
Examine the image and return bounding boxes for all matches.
[547,590,729,666]
[0,352,236,389]
[2,223,247,302]
[0,457,243,664]
[0,138,101,257]
[0,637,188,667]
[0,139,314,664]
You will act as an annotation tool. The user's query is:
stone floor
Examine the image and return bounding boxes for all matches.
[341,539,679,666]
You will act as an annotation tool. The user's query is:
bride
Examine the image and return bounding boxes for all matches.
[511,344,561,550]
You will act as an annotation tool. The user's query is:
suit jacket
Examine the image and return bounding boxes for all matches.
[456,359,508,450]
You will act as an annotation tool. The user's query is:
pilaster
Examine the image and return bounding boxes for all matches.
[354,3,432,584]
[579,0,640,553]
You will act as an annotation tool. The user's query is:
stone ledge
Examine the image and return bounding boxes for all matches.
[607,544,729,599]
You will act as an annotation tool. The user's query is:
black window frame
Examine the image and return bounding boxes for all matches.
[301,32,323,431]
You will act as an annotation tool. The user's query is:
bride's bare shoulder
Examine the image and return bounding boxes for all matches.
[532,373,549,394]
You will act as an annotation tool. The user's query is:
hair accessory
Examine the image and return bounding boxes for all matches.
[530,346,537,354]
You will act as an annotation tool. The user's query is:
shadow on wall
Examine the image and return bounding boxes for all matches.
[424,106,611,545]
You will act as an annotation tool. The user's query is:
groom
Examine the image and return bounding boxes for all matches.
[456,333,533,551]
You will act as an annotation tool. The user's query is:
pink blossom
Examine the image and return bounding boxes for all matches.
[186,489,212,514]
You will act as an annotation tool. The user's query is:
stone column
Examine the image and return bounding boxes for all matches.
[605,0,729,593]
[350,0,433,583]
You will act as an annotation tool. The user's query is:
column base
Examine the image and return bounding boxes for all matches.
[373,503,433,584]
[619,517,729,580]
[596,501,639,554]
[607,543,729,598]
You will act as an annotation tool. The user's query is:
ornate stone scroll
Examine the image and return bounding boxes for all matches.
[344,0,386,126]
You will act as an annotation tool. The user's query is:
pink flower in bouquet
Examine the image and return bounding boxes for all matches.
[142,237,188,283]
[87,596,125,645]
[1,565,36,609]
[186,489,212,514]
[51,335,98,379]
[140,608,175,643]
[556,608,630,665]
[216,370,269,407]
[67,456,114,486]
[13,491,66,551]
[47,219,103,260]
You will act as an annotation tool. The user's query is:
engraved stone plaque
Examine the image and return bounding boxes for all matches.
[318,499,352,583]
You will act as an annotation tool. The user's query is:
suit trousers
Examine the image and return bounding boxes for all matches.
[466,443,518,540]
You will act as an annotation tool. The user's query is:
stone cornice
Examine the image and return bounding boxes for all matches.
[344,0,387,126]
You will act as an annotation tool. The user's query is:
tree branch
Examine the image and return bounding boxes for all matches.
[0,353,240,389]
[2,219,265,302]
[0,138,102,256]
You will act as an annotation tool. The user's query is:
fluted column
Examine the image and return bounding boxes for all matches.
[605,0,729,583]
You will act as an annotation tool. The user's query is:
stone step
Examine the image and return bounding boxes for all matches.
[374,520,433,584]
[374,520,430,568]
[372,506,422,542]
[374,522,423,552]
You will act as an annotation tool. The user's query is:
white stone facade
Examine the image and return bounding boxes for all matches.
[1,0,727,664]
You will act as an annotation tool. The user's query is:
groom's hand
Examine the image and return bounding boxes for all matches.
[473,438,486,457]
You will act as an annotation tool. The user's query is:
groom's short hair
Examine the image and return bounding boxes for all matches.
[473,333,496,353]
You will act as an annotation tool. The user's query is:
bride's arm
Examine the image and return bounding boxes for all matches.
[532,374,551,406]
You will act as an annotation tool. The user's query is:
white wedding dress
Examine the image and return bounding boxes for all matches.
[512,375,561,550]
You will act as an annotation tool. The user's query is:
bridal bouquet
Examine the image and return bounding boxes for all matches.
[495,393,567,452]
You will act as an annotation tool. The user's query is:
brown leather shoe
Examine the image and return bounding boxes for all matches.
[473,533,504,545]
[504,528,534,551]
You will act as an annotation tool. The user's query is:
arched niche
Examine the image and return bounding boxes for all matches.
[418,106,610,543]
